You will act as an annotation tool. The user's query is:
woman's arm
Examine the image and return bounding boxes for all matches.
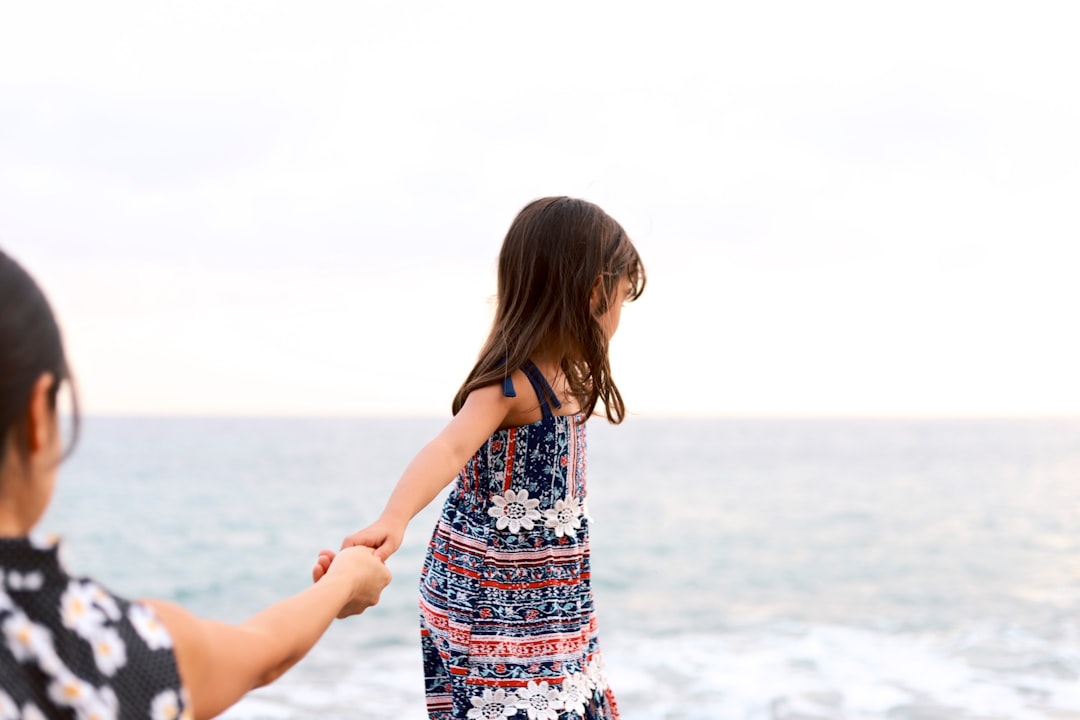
[145,545,391,720]
[341,383,514,559]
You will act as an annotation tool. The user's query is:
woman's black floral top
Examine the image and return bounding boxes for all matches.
[0,535,189,720]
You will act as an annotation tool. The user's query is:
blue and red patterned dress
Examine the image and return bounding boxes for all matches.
[419,361,619,720]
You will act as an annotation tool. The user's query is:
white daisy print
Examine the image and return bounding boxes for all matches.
[179,689,194,720]
[6,570,44,592]
[90,626,128,676]
[2,612,54,664]
[129,603,173,650]
[89,584,121,622]
[542,496,583,538]
[151,689,181,720]
[21,704,48,720]
[466,688,519,719]
[488,489,542,533]
[60,582,106,637]
[47,673,95,709]
[516,680,563,720]
[0,690,18,720]
[78,686,119,720]
[28,532,59,550]
[557,673,589,716]
[36,638,66,677]
[0,584,12,613]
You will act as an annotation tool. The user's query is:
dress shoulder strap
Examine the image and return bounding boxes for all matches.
[521,360,562,419]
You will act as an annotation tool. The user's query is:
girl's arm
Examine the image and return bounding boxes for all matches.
[342,383,514,560]
[144,545,391,720]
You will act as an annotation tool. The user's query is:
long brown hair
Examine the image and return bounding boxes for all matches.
[452,197,645,423]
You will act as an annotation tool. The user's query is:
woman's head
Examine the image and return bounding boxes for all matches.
[454,197,646,422]
[0,249,78,470]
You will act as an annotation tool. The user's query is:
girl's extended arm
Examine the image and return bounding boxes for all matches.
[145,545,391,720]
[342,383,514,560]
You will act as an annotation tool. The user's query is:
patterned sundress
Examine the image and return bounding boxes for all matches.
[0,535,189,720]
[419,361,619,720]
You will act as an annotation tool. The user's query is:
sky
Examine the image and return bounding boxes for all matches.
[1,1,1078,417]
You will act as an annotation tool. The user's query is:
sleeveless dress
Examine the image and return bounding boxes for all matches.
[419,362,619,720]
[0,535,189,720]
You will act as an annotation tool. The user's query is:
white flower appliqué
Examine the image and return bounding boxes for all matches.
[557,672,590,716]
[585,654,608,693]
[488,489,542,533]
[466,688,519,719]
[542,496,583,538]
[516,680,563,720]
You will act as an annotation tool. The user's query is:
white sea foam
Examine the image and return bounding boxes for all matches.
[218,623,1080,719]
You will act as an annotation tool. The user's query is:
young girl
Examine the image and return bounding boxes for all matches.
[339,196,645,720]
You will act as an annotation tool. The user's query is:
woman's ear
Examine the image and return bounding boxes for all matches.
[25,373,55,455]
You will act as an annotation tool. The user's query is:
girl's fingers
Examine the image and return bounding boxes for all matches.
[342,532,383,550]
[312,549,335,582]
[374,539,398,562]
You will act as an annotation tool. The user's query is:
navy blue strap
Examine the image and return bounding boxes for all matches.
[521,360,562,419]
[496,356,516,398]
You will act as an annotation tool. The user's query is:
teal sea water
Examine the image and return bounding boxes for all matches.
[40,417,1080,719]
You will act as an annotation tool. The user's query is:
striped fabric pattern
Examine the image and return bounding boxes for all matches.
[419,412,619,720]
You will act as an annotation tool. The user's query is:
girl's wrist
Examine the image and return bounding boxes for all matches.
[378,510,410,530]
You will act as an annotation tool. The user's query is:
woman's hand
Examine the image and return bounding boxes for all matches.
[151,545,392,719]
[312,546,392,618]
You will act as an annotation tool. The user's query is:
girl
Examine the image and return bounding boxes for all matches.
[339,196,646,720]
[0,248,391,720]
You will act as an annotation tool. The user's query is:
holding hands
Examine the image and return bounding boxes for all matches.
[311,545,393,618]
[340,516,407,562]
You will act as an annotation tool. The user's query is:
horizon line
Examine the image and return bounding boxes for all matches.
[70,411,1080,422]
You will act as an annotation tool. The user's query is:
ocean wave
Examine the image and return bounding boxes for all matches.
[219,622,1080,719]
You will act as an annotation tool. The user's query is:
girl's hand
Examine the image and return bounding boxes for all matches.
[342,519,405,562]
[316,545,392,618]
[311,549,335,583]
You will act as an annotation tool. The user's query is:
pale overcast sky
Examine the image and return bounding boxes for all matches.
[2,1,1078,417]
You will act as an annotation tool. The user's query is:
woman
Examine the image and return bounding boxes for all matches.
[0,248,391,720]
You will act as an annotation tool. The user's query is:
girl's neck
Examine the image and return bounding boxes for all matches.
[531,331,585,368]
[529,348,560,369]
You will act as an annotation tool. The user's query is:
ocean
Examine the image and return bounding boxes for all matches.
[38,416,1080,719]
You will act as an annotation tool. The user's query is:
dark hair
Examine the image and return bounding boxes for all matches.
[0,248,79,466]
[452,197,646,423]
